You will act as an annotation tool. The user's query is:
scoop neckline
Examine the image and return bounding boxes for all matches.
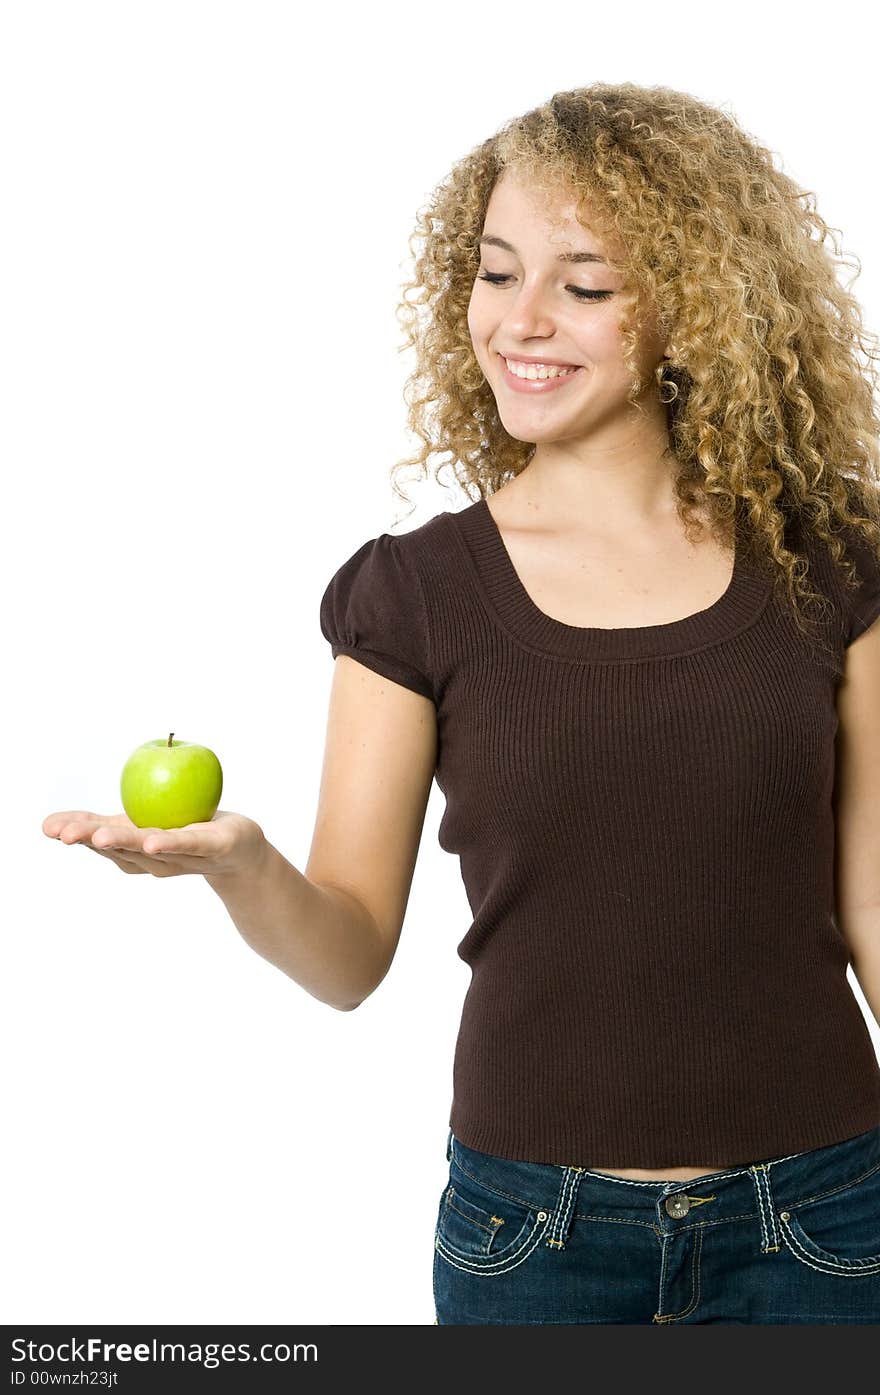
[450,495,772,662]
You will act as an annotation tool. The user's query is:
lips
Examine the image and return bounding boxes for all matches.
[498,354,584,393]
[498,353,582,369]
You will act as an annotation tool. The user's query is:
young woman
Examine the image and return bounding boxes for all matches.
[44,83,880,1324]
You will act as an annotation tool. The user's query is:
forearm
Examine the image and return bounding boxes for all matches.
[852,947,880,1030]
[204,839,386,1011]
[846,912,880,1028]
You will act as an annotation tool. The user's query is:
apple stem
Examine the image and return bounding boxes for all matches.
[168,732,174,746]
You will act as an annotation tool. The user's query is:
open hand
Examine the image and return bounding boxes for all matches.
[41,809,266,879]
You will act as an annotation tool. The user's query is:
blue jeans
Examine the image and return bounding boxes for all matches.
[432,1124,880,1323]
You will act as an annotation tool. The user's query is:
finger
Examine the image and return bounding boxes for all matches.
[90,843,182,876]
[133,827,225,857]
[91,827,166,853]
[60,820,108,845]
[91,845,178,877]
[57,817,134,845]
[43,812,106,838]
[91,847,148,874]
[140,832,211,856]
[88,831,194,867]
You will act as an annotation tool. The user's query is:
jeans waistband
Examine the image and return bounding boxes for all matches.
[446,1125,880,1238]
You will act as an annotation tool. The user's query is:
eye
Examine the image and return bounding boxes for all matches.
[477,272,613,302]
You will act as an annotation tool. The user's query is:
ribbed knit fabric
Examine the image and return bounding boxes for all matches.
[320,497,880,1168]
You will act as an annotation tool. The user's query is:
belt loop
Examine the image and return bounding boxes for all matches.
[749,1162,780,1253]
[545,1166,584,1249]
[445,1128,453,1163]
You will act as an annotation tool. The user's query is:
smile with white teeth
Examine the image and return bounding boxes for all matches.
[504,357,580,380]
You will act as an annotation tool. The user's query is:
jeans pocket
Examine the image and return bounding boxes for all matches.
[779,1159,880,1275]
[433,1167,550,1275]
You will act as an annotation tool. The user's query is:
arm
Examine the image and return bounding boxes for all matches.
[205,653,437,1011]
[833,617,880,1026]
[204,842,386,1011]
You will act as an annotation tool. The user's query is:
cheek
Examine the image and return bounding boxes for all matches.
[467,294,489,345]
[579,311,632,368]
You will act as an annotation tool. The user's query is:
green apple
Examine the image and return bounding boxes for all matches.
[120,732,223,829]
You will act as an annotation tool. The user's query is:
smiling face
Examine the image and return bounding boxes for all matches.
[467,169,669,450]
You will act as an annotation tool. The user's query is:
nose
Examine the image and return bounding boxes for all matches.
[498,281,564,339]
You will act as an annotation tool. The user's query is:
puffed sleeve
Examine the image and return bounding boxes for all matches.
[319,533,435,700]
[840,523,880,645]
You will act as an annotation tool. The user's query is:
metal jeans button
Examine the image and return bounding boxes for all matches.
[665,1193,691,1218]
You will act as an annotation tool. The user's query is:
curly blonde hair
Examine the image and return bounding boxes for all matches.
[392,81,880,654]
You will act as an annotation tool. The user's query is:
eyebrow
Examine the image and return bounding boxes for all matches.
[478,234,607,265]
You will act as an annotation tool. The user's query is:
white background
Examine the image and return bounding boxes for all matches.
[4,0,879,1325]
